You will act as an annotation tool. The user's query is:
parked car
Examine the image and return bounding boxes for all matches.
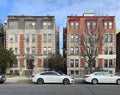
[32,71,74,84]
[83,72,120,85]
[0,74,6,84]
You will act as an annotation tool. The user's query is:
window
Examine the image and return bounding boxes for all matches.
[43,34,47,42]
[104,59,114,68]
[75,22,79,29]
[42,21,52,29]
[104,34,108,43]
[86,34,90,43]
[32,34,36,42]
[109,22,112,29]
[75,70,79,75]
[104,60,108,67]
[14,34,18,42]
[42,22,47,29]
[87,22,90,29]
[70,22,74,29]
[48,22,52,29]
[109,47,113,54]
[75,47,79,55]
[10,37,13,42]
[25,34,29,42]
[48,47,52,54]
[70,34,74,42]
[71,70,74,75]
[32,22,35,29]
[32,47,36,54]
[93,22,96,29]
[43,47,47,54]
[75,59,79,67]
[15,47,18,54]
[26,47,30,54]
[109,60,113,68]
[109,34,113,42]
[70,59,74,67]
[48,34,52,42]
[104,22,107,29]
[25,22,29,29]
[75,34,79,42]
[70,47,74,54]
[104,47,108,54]
[9,21,18,29]
[93,34,97,43]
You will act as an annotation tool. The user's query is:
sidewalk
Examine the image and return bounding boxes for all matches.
[5,76,83,84]
[5,76,32,84]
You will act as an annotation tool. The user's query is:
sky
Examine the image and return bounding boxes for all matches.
[0,0,120,54]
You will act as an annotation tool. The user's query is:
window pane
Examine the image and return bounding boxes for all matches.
[70,22,74,29]
[70,34,74,42]
[48,34,52,42]
[104,47,108,54]
[109,47,113,54]
[104,22,107,29]
[70,47,74,54]
[109,34,113,42]
[25,22,29,29]
[93,22,96,29]
[43,47,47,54]
[26,47,30,54]
[75,47,79,55]
[32,34,35,42]
[109,60,113,68]
[109,22,112,29]
[15,34,18,42]
[75,34,79,42]
[43,34,47,42]
[104,34,108,43]
[70,59,74,67]
[75,59,79,67]
[104,60,108,67]
[48,47,52,54]
[87,22,90,29]
[32,47,36,54]
[75,22,79,29]
[32,22,35,29]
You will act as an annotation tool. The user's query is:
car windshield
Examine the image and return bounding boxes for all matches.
[40,71,61,76]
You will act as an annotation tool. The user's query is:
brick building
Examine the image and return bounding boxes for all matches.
[6,15,59,75]
[63,13,116,76]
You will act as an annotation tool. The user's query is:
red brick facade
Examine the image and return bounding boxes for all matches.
[19,34,24,55]
[37,34,41,54]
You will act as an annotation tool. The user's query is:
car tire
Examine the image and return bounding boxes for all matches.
[116,79,120,85]
[0,81,4,84]
[37,78,44,84]
[63,78,70,85]
[92,79,98,85]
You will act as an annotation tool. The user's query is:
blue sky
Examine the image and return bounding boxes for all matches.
[0,0,120,53]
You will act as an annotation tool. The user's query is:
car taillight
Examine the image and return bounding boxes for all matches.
[84,76,90,78]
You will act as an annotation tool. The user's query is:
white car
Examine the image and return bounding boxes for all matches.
[32,71,74,84]
[83,72,120,85]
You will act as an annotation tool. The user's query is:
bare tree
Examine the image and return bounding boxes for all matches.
[80,21,105,74]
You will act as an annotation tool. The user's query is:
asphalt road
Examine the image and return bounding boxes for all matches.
[0,84,120,95]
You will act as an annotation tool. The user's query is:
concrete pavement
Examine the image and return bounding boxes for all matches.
[5,76,83,84]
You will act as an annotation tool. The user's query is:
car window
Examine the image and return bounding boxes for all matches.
[94,72,103,76]
[40,72,58,75]
[103,72,111,76]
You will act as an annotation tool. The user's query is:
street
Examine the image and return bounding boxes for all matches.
[0,84,120,95]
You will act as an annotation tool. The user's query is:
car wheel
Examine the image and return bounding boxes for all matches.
[92,79,98,85]
[37,78,44,84]
[117,79,120,85]
[0,81,4,84]
[63,78,70,85]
